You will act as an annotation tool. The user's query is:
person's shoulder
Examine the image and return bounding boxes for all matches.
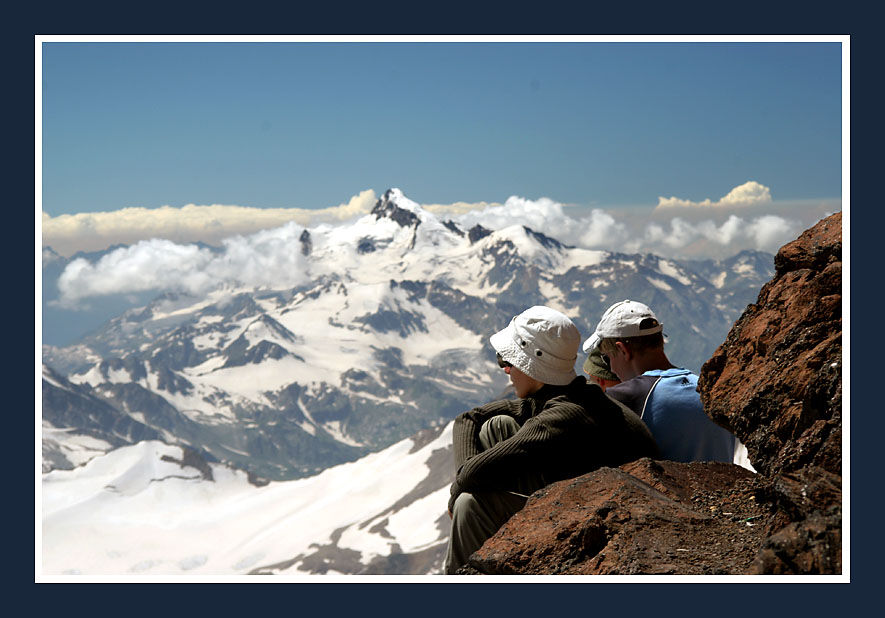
[605,380,631,395]
[549,380,622,413]
[604,375,661,416]
[535,382,592,411]
[645,367,696,378]
[650,368,701,389]
[460,397,520,417]
[607,374,658,396]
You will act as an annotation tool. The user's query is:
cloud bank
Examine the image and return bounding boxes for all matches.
[42,190,379,257]
[47,182,838,306]
[429,183,806,260]
[56,222,310,306]
[631,214,798,255]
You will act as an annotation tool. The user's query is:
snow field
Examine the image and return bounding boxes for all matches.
[41,423,454,577]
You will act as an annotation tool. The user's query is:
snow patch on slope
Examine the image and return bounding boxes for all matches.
[41,423,454,577]
[657,260,693,286]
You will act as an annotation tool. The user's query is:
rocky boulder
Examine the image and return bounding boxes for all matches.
[700,211,842,479]
[469,459,764,575]
[464,213,843,575]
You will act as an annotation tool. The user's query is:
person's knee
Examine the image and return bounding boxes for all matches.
[484,415,519,432]
[479,415,520,448]
[451,492,478,521]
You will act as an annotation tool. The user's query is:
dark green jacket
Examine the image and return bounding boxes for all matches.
[448,377,660,512]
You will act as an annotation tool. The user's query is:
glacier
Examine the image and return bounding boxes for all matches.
[41,422,454,577]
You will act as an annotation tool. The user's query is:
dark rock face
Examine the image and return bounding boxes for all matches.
[522,226,569,251]
[353,308,429,337]
[391,279,510,337]
[466,213,843,575]
[467,224,492,244]
[442,220,465,237]
[299,229,312,256]
[372,190,421,228]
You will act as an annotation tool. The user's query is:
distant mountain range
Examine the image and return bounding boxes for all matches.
[42,188,774,483]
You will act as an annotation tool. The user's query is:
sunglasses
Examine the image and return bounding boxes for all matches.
[496,353,512,369]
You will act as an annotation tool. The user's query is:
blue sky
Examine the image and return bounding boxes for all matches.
[41,39,843,216]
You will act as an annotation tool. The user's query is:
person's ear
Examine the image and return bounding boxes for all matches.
[615,340,631,360]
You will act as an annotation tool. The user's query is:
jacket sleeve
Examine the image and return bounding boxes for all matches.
[447,400,584,512]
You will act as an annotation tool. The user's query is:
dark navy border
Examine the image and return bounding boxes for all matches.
[22,1,863,609]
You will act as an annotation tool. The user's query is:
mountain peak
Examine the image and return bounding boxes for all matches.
[371,188,423,228]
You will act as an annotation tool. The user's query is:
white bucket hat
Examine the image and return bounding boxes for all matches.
[489,306,580,386]
[582,299,663,353]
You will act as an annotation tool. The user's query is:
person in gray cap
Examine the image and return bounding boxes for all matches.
[583,299,737,465]
[443,305,659,574]
[583,348,621,391]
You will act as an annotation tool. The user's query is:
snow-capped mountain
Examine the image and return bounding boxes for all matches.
[41,422,454,576]
[42,188,774,482]
[680,250,778,324]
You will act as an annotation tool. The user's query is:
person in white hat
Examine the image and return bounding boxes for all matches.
[583,299,738,465]
[443,305,659,574]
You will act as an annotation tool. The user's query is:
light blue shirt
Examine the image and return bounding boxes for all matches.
[641,368,736,463]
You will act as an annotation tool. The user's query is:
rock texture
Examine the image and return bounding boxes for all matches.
[701,212,842,575]
[469,459,765,575]
[701,211,842,480]
[464,213,843,575]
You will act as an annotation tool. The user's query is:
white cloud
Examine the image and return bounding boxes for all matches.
[699,215,745,245]
[57,222,310,306]
[663,218,704,250]
[744,214,797,250]
[575,209,630,248]
[434,196,629,250]
[436,193,798,257]
[655,181,773,210]
[447,195,572,234]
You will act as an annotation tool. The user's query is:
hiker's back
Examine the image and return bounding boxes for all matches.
[608,368,734,463]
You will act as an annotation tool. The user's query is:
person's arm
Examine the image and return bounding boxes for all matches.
[447,401,586,512]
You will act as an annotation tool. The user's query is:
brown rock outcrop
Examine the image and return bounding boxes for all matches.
[699,211,842,479]
[465,212,843,575]
[468,459,765,575]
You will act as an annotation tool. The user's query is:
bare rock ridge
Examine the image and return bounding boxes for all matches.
[464,212,842,575]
